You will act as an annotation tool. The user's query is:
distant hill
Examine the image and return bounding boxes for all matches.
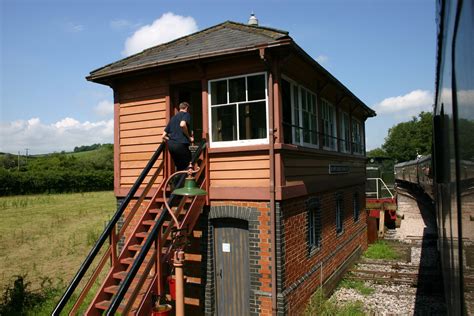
[0,144,113,195]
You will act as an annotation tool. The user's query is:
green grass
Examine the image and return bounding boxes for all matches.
[304,288,366,316]
[338,278,375,295]
[0,191,116,314]
[363,240,400,260]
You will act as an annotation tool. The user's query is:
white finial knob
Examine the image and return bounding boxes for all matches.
[248,13,258,26]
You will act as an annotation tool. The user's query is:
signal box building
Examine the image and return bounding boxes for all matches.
[87,19,375,316]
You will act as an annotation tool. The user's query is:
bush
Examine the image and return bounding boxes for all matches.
[0,276,61,315]
[0,170,113,195]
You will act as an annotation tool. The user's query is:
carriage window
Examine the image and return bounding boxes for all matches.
[209,73,268,147]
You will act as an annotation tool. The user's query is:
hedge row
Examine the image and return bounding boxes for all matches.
[0,169,113,196]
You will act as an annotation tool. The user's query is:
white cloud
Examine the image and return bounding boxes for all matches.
[316,55,329,64]
[94,100,114,117]
[374,89,433,117]
[0,117,113,154]
[122,12,198,56]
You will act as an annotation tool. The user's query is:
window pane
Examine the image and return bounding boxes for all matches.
[229,77,245,102]
[211,105,237,141]
[211,80,227,105]
[282,79,292,143]
[238,101,267,140]
[303,112,310,143]
[293,86,300,143]
[247,75,265,100]
[302,91,307,111]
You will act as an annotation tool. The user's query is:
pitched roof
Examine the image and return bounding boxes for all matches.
[88,21,290,81]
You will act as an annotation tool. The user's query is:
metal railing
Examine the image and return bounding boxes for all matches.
[52,142,167,315]
[106,140,207,314]
[366,177,394,199]
[282,122,364,154]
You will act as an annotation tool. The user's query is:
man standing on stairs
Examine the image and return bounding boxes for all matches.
[162,101,194,172]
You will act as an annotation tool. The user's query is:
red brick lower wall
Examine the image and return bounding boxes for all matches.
[281,184,368,315]
[209,201,272,315]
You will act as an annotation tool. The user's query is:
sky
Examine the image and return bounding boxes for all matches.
[0,0,436,154]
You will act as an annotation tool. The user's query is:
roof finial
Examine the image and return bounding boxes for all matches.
[248,12,258,26]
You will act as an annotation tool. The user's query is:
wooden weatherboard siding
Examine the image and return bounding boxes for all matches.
[116,75,168,192]
[281,149,366,195]
[207,151,271,200]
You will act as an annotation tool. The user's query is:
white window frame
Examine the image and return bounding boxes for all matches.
[208,72,269,148]
[281,75,318,149]
[321,98,336,151]
[339,110,350,153]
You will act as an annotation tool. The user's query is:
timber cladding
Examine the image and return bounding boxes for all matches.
[209,153,270,188]
[281,150,366,193]
[116,75,168,189]
[279,184,367,315]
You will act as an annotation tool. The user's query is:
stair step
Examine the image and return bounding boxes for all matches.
[95,299,136,313]
[120,257,135,265]
[149,208,161,214]
[142,220,156,226]
[164,295,200,306]
[113,271,129,280]
[128,244,142,252]
[135,231,149,239]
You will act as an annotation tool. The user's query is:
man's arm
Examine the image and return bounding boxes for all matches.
[162,131,169,142]
[180,120,194,143]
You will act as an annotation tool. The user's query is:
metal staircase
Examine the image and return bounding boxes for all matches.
[53,140,208,315]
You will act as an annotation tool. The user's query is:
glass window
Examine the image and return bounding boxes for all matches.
[352,119,364,154]
[307,198,321,253]
[229,77,246,103]
[247,75,265,101]
[238,101,266,140]
[281,77,318,147]
[281,79,293,143]
[211,105,237,141]
[340,111,350,153]
[321,99,336,150]
[211,80,227,105]
[209,73,268,146]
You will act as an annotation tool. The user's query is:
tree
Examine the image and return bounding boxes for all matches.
[367,148,388,158]
[382,112,433,162]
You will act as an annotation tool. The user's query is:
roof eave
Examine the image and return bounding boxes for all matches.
[87,39,292,83]
[290,42,376,118]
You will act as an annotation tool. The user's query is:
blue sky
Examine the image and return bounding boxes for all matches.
[1,0,436,154]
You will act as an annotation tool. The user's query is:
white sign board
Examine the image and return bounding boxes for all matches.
[222,243,231,253]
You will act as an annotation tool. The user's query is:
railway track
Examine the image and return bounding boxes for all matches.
[331,187,446,314]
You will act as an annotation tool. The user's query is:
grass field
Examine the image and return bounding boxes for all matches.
[0,191,116,295]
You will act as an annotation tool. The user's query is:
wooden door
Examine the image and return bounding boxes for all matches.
[213,219,250,316]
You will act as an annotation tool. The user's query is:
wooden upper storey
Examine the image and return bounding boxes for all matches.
[88,21,375,201]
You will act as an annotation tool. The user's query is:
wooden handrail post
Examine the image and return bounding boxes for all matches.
[110,226,118,267]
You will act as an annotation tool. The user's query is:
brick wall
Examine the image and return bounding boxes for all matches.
[205,201,272,316]
[280,184,367,315]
